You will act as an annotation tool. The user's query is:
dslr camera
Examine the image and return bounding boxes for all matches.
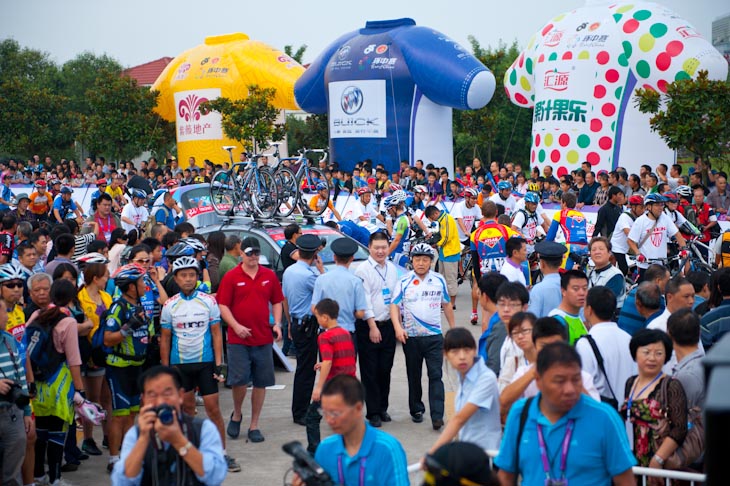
[282,441,333,486]
[152,404,175,425]
[0,381,31,409]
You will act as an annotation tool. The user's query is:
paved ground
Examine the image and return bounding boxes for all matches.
[63,282,481,486]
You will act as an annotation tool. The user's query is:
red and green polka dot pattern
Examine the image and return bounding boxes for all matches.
[504,1,728,178]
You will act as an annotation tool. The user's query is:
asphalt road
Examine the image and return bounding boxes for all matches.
[62,281,481,486]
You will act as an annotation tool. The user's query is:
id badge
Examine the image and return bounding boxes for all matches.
[382,287,391,306]
[625,418,634,451]
[546,480,567,486]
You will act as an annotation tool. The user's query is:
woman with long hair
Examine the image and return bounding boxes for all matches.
[206,231,226,293]
[26,279,86,485]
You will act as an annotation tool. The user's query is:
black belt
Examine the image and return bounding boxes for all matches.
[375,319,392,326]
[292,316,313,326]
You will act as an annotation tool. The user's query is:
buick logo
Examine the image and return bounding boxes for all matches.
[341,86,363,115]
[338,45,351,61]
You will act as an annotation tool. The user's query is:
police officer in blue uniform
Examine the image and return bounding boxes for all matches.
[282,234,325,426]
[527,241,567,317]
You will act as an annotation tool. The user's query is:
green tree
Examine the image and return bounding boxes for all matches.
[199,85,286,153]
[0,39,60,89]
[78,70,171,161]
[59,52,123,116]
[283,44,308,64]
[286,113,329,153]
[635,70,730,165]
[452,38,533,168]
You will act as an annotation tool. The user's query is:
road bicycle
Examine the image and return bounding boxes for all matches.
[273,148,330,217]
[210,146,280,219]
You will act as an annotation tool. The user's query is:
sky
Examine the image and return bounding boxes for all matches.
[2,0,728,68]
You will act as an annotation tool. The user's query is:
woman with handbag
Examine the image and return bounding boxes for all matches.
[621,329,687,484]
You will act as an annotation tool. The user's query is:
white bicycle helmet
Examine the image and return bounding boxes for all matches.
[182,237,206,253]
[76,252,109,268]
[676,185,692,199]
[172,256,200,274]
[410,242,436,259]
[0,262,27,283]
[413,185,428,194]
[384,190,407,209]
[463,187,479,198]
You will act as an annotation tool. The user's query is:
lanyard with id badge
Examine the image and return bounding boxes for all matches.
[372,262,391,306]
[537,419,574,486]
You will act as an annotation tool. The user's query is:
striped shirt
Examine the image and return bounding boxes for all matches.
[318,326,356,380]
[0,330,31,416]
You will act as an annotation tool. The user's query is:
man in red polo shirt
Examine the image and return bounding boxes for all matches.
[217,237,284,444]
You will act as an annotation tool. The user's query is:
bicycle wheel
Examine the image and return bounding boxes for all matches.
[301,167,330,216]
[245,170,279,219]
[274,167,298,218]
[210,170,241,216]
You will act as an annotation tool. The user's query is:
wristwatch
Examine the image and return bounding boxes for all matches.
[178,441,193,457]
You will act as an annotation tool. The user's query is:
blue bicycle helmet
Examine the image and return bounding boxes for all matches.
[166,241,196,260]
[315,182,328,191]
[644,193,666,205]
[130,189,147,199]
[524,192,540,204]
[497,181,512,191]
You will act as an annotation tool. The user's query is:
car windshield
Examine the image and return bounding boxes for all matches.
[266,226,369,264]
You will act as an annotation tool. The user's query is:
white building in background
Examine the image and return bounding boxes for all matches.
[713,13,730,65]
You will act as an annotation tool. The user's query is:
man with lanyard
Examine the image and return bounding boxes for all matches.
[610,195,645,276]
[490,180,516,216]
[354,232,398,428]
[292,375,409,486]
[282,234,325,426]
[495,342,636,486]
[159,256,240,473]
[51,186,83,224]
[384,191,411,268]
[391,243,455,430]
[0,174,14,212]
[121,189,150,233]
[311,238,367,342]
[471,201,519,284]
[546,192,589,270]
[28,180,52,222]
[102,264,154,473]
[628,193,687,282]
[83,193,121,245]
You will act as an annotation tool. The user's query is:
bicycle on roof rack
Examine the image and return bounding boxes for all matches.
[272,148,330,217]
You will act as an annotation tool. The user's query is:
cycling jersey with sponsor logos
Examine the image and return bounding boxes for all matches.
[29,191,51,215]
[547,208,588,244]
[104,298,154,367]
[470,221,518,273]
[627,212,679,267]
[392,214,411,254]
[392,270,449,337]
[160,290,220,365]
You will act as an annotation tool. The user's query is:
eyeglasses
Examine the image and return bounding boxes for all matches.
[244,249,261,257]
[497,301,523,310]
[511,327,533,337]
[639,349,665,359]
[318,406,354,420]
[2,282,23,289]
[133,258,151,264]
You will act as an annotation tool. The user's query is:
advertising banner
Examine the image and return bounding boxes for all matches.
[328,80,387,139]
[174,88,223,142]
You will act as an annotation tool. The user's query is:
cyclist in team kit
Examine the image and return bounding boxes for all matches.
[159,256,240,473]
[546,192,589,270]
[385,191,411,268]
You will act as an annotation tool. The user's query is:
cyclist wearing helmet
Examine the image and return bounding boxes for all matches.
[408,185,429,213]
[308,182,341,220]
[628,194,687,280]
[452,188,482,245]
[546,192,589,270]
[611,195,645,275]
[102,264,154,472]
[52,186,83,224]
[161,237,211,297]
[29,180,52,221]
[663,192,699,240]
[350,187,381,225]
[1,262,29,356]
[511,192,546,255]
[384,191,411,268]
[490,181,516,216]
[90,178,108,211]
[121,189,150,232]
[160,256,240,472]
[391,243,455,429]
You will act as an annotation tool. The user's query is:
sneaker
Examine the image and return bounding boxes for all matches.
[82,438,102,456]
[106,457,119,474]
[470,313,478,325]
[102,436,109,449]
[34,474,51,486]
[51,479,77,486]
[225,455,241,473]
[60,463,78,472]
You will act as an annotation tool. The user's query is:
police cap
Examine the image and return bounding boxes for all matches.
[296,234,322,252]
[331,237,358,258]
[534,241,567,259]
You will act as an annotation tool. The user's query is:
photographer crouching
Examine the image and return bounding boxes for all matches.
[111,366,227,486]
[1,304,31,486]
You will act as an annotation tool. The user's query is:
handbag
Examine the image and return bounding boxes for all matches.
[657,376,705,469]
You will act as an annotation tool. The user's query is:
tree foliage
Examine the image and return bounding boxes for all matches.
[59,52,123,116]
[635,70,730,163]
[286,113,329,153]
[452,38,533,168]
[284,44,307,64]
[199,85,286,153]
[78,70,172,161]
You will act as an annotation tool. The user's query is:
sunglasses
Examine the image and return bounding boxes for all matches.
[3,282,23,289]
[244,248,261,257]
[133,258,151,264]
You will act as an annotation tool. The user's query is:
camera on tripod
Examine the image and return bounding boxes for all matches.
[282,441,333,486]
[0,381,30,409]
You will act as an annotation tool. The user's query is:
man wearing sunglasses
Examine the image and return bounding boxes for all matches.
[217,237,283,445]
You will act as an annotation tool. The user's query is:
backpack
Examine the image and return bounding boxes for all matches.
[24,314,66,382]
[90,307,114,367]
[144,205,168,237]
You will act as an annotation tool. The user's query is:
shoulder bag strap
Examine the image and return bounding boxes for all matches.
[580,334,617,401]
[514,396,534,485]
[637,217,660,250]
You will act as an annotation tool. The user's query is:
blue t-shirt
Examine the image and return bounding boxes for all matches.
[52,196,77,220]
[0,185,13,211]
[337,220,371,247]
[495,394,636,486]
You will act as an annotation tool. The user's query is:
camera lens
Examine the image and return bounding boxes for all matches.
[156,404,175,425]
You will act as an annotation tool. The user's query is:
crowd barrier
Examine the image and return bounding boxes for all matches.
[405,450,707,484]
